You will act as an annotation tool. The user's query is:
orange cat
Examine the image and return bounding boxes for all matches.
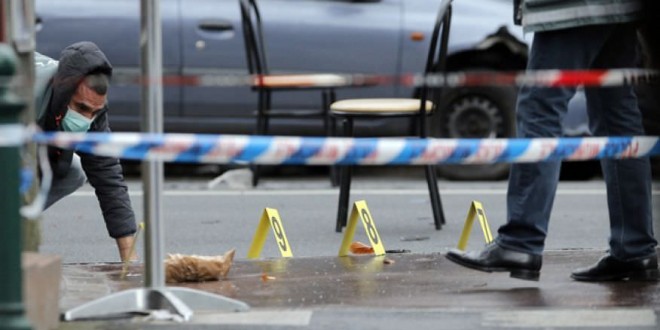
[165,249,235,283]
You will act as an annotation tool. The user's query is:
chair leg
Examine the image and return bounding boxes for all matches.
[424,165,446,229]
[335,164,352,232]
[324,90,340,187]
[263,90,272,134]
[329,117,340,187]
[250,167,260,187]
[335,117,353,232]
[252,90,269,187]
[322,90,330,133]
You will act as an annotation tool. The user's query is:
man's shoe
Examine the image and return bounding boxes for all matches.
[445,242,542,281]
[571,254,659,282]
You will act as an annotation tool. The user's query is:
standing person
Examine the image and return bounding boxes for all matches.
[638,0,660,178]
[445,0,658,281]
[36,41,137,262]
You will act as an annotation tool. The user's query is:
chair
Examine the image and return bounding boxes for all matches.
[239,0,340,186]
[331,0,452,232]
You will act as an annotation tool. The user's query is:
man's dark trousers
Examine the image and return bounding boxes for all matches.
[496,23,656,261]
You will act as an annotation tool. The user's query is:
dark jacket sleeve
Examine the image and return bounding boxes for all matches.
[79,110,137,239]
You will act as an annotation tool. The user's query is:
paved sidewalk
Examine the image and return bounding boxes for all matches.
[56,249,660,329]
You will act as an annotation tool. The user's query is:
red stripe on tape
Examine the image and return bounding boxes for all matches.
[552,70,607,87]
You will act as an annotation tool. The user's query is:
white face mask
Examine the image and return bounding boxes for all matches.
[61,107,94,132]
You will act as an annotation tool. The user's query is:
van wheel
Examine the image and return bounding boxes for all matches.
[431,85,517,181]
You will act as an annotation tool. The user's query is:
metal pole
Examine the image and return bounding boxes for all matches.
[62,0,249,320]
[140,0,165,289]
[0,44,32,330]
[8,0,40,252]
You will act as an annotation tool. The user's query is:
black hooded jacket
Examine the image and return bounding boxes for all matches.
[37,41,136,239]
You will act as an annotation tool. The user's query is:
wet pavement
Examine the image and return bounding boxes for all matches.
[57,249,660,329]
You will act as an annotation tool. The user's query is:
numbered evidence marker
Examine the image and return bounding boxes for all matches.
[248,208,293,259]
[338,200,386,257]
[456,201,494,251]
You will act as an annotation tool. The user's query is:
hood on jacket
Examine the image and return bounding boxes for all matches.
[41,41,113,131]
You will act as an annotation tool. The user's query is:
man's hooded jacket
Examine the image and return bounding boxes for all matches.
[36,41,136,239]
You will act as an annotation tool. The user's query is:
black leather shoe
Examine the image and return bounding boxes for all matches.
[571,254,659,282]
[445,242,542,281]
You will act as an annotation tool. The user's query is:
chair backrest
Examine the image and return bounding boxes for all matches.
[238,0,269,75]
[418,0,452,137]
[423,0,452,77]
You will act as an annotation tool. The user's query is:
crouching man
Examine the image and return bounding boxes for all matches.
[36,41,137,261]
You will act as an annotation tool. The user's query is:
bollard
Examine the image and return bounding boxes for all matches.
[0,44,31,330]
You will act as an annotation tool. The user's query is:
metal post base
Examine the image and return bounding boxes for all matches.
[62,287,249,322]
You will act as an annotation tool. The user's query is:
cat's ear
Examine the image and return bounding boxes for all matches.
[223,248,236,262]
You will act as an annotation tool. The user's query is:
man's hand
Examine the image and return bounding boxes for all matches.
[116,235,138,262]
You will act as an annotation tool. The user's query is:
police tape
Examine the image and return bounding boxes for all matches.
[0,124,30,147]
[111,68,660,88]
[24,132,660,165]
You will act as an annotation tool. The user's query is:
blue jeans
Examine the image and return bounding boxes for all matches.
[496,23,656,260]
[45,154,86,209]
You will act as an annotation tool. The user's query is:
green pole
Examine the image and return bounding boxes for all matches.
[0,44,31,330]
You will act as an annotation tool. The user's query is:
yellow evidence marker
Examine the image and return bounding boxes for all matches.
[338,200,386,257]
[248,208,293,259]
[457,201,494,251]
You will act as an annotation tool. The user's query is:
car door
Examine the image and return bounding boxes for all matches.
[35,0,182,132]
[181,0,402,135]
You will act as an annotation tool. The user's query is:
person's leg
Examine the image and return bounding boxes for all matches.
[584,24,656,260]
[445,26,617,281]
[44,154,86,209]
[497,25,615,255]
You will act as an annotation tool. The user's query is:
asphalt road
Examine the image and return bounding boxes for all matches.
[39,167,660,264]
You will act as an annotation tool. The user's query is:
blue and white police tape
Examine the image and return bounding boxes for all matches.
[29,132,660,165]
[0,124,29,147]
